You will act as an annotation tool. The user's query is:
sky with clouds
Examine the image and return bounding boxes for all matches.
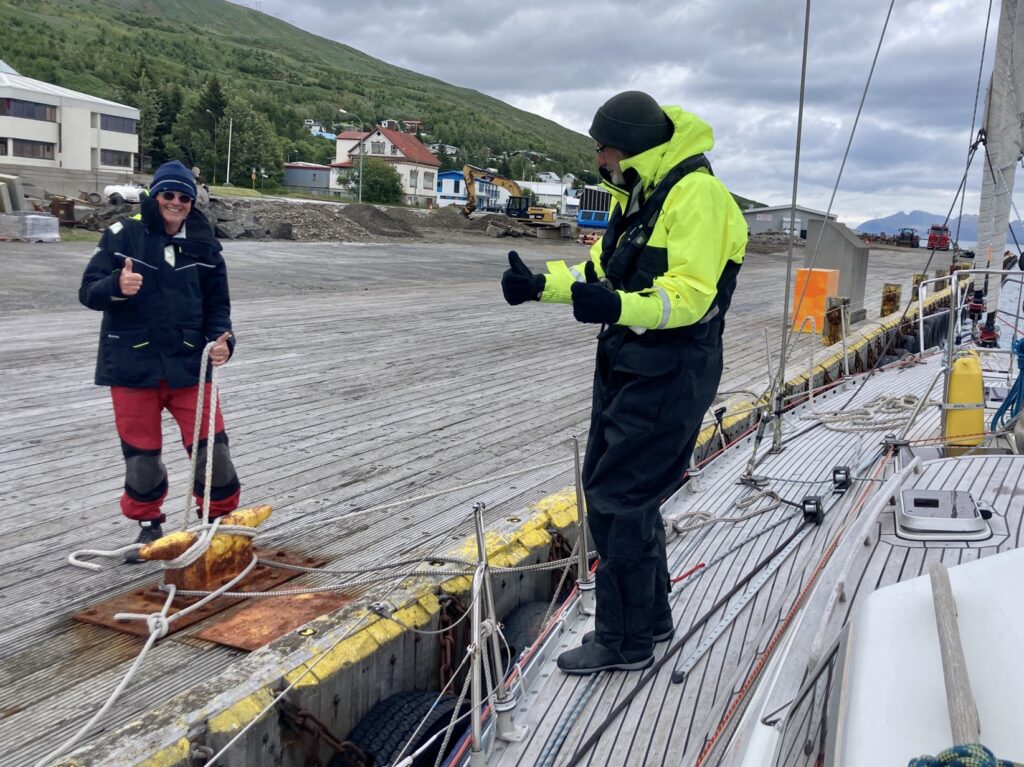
[237,0,1004,226]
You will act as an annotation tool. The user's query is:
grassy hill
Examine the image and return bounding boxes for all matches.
[1,0,764,206]
[0,0,594,174]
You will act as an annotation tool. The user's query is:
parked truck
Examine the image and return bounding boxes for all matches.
[927,224,950,250]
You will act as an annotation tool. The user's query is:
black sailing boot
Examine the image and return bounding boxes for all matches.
[557,641,654,675]
[124,519,165,564]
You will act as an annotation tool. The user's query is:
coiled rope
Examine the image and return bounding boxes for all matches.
[799,393,927,432]
[909,743,1023,767]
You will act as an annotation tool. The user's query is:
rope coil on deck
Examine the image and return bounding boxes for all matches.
[799,393,928,432]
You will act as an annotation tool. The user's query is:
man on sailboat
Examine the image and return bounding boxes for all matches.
[501,91,747,674]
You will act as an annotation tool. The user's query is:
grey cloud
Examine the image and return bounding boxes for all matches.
[236,0,998,224]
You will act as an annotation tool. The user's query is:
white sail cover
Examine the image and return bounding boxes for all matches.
[977,0,1024,309]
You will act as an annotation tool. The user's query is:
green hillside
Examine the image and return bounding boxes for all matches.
[1,0,764,206]
[0,0,596,181]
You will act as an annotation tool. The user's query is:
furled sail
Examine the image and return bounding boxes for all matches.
[977,0,1024,313]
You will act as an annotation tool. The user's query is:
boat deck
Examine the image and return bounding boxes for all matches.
[483,354,1024,766]
[0,236,964,765]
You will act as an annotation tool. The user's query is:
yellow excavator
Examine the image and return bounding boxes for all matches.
[460,164,555,223]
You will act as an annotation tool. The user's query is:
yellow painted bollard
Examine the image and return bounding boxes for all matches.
[911,274,926,299]
[139,505,274,591]
[881,283,902,317]
[825,296,849,346]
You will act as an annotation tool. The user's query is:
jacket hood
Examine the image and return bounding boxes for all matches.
[619,105,715,187]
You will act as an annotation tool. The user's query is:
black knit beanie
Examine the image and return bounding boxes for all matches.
[588,91,674,155]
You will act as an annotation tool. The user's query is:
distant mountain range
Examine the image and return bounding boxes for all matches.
[855,210,1024,243]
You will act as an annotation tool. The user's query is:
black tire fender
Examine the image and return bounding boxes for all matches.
[337,690,468,767]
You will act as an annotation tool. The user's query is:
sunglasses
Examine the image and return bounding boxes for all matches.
[159,191,193,204]
[595,144,607,154]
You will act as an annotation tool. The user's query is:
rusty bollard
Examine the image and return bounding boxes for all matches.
[881,283,902,316]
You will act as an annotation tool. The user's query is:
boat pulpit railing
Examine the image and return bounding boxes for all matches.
[935,268,1024,449]
[468,503,528,764]
[916,272,957,361]
[946,268,1024,380]
[571,435,596,616]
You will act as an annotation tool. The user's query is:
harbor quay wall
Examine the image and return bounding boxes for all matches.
[59,292,953,767]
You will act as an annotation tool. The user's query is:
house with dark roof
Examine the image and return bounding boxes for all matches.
[332,126,440,206]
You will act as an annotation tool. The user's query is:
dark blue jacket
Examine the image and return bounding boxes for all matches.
[79,195,235,388]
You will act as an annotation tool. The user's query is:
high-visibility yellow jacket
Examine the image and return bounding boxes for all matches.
[540,106,747,330]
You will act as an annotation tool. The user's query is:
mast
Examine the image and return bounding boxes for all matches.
[976,0,1024,320]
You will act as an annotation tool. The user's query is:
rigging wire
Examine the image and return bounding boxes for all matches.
[954,0,995,247]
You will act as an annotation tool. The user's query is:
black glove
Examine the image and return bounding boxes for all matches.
[571,262,621,324]
[501,251,545,305]
[139,190,162,231]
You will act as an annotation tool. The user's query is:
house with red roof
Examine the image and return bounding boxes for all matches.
[331,126,440,206]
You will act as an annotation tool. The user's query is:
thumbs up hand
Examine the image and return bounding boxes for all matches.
[501,251,545,305]
[119,257,143,297]
[209,331,232,366]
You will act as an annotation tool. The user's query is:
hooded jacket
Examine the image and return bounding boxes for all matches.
[79,193,234,388]
[541,106,747,330]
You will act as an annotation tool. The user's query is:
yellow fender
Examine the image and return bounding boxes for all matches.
[944,352,984,447]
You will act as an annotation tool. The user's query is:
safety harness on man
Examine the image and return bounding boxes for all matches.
[601,153,712,289]
[600,153,741,332]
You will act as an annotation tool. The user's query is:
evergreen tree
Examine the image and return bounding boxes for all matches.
[135,68,162,172]
[223,97,284,186]
[360,158,403,204]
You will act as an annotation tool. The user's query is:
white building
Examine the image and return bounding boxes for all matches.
[332,126,439,206]
[0,60,139,174]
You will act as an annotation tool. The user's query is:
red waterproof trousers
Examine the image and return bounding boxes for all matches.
[111,382,240,521]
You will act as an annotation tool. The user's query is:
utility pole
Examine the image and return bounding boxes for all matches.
[225,118,233,186]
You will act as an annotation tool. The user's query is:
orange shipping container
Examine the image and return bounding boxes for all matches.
[792,268,840,332]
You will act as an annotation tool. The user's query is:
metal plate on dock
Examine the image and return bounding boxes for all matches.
[72,549,326,639]
[194,591,355,651]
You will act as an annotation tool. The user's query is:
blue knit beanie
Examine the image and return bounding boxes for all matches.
[150,160,198,199]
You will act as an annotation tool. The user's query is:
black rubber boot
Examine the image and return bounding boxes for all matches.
[124,520,164,564]
[556,641,653,675]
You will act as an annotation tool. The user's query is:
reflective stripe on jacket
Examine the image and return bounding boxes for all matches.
[540,106,747,330]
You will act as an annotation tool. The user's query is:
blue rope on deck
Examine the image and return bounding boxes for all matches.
[909,743,1023,767]
[990,338,1024,432]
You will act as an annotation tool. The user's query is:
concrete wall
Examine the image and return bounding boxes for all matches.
[805,220,869,319]
[1,162,144,200]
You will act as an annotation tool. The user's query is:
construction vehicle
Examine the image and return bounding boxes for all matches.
[927,224,950,250]
[460,165,555,223]
[895,227,919,247]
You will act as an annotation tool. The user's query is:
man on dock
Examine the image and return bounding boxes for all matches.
[79,160,241,561]
[501,91,747,674]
